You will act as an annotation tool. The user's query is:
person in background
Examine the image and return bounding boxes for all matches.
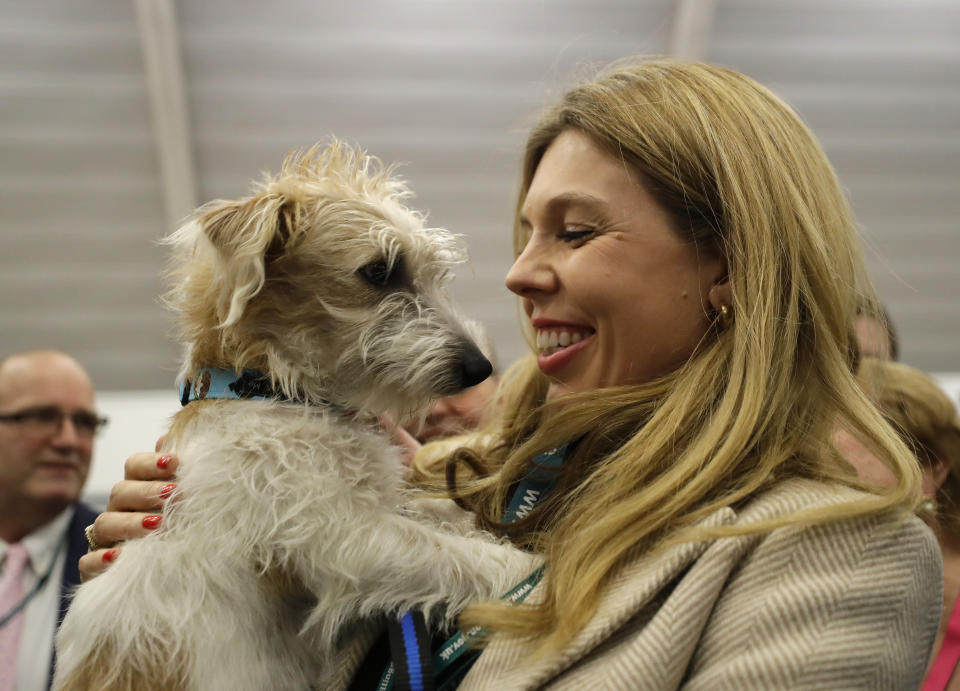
[833,302,902,488]
[854,302,899,361]
[0,350,105,691]
[855,358,960,690]
[407,375,500,444]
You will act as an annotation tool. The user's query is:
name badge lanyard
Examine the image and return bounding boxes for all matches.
[378,445,566,691]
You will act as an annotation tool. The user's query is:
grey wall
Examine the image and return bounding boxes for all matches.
[2,0,958,393]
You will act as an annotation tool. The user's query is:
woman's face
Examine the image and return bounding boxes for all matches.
[506,129,726,401]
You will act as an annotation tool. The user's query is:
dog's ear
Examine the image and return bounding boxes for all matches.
[198,193,298,327]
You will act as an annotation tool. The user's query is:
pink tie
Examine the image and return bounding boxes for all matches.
[0,543,29,691]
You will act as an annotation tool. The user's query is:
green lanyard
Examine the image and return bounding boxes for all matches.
[501,446,566,523]
[376,565,546,691]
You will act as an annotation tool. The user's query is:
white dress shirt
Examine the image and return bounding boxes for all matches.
[1,508,73,691]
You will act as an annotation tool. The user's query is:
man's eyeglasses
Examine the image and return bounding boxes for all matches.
[0,406,109,438]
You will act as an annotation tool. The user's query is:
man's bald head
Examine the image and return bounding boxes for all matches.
[0,350,97,541]
[0,349,93,391]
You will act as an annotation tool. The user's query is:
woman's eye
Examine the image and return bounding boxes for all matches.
[559,227,595,243]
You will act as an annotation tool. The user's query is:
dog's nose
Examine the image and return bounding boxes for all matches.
[457,340,493,390]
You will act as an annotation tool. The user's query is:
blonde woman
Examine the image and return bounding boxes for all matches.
[84,58,940,689]
[856,358,960,690]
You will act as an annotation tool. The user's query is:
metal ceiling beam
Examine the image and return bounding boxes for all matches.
[669,0,717,60]
[134,0,197,231]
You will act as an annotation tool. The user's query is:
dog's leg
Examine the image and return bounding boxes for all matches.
[55,533,321,691]
[297,511,539,650]
[385,514,539,610]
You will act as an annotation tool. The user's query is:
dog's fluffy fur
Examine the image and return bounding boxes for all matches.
[54,142,536,691]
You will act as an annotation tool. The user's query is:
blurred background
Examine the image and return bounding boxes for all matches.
[1,0,957,501]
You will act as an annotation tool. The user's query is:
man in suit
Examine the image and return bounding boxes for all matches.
[0,350,103,691]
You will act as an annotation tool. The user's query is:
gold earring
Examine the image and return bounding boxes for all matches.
[719,304,733,330]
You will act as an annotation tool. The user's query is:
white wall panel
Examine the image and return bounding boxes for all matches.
[0,0,957,395]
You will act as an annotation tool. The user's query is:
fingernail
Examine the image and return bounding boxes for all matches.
[158,483,176,499]
[142,514,162,530]
[157,455,173,469]
[102,549,118,563]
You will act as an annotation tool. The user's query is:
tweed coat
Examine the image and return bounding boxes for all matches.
[332,479,942,690]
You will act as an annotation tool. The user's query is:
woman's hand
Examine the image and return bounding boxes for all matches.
[78,451,178,581]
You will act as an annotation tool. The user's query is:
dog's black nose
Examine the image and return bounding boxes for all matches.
[457,340,493,390]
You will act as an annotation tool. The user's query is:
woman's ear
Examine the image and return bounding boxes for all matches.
[707,279,731,312]
[923,455,951,497]
[706,257,731,312]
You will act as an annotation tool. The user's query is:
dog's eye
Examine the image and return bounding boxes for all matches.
[360,260,392,287]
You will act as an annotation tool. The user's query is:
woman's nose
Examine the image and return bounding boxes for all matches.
[505,240,557,297]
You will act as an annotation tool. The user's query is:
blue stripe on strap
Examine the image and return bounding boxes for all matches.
[385,610,434,691]
[400,612,423,690]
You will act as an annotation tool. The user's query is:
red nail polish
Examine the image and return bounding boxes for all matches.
[102,549,118,563]
[159,484,176,499]
[157,455,172,469]
[142,514,162,530]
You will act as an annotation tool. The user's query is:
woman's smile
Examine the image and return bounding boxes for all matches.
[534,321,597,374]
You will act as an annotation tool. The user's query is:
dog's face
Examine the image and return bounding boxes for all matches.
[165,141,491,415]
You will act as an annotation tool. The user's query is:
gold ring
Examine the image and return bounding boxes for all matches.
[84,523,101,552]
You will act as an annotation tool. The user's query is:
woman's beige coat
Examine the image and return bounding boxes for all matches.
[333,479,941,690]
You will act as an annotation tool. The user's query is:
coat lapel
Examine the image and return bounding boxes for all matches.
[460,507,737,690]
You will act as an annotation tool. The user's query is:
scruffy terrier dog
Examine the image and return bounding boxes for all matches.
[54,141,535,690]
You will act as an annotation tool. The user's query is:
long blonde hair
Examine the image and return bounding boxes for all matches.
[416,57,923,653]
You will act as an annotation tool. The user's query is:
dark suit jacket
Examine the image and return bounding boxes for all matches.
[46,502,99,689]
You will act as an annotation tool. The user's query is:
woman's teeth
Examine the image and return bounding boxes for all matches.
[536,329,589,355]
